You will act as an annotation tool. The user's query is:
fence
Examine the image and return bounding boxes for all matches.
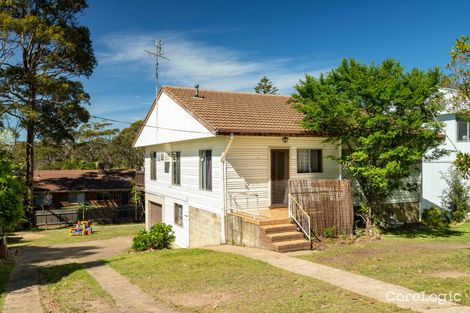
[33,205,145,227]
[288,179,354,237]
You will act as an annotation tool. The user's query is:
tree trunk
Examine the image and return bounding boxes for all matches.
[0,234,8,259]
[25,118,34,209]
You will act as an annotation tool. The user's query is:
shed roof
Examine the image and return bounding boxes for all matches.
[33,170,135,192]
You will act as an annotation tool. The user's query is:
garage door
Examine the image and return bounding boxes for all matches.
[149,201,163,225]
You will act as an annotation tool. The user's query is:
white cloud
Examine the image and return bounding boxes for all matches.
[97,32,334,94]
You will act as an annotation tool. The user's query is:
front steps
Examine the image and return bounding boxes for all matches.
[260,222,311,253]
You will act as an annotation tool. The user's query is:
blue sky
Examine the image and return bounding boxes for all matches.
[78,0,470,127]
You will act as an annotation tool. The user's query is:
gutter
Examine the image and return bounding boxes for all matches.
[220,133,235,244]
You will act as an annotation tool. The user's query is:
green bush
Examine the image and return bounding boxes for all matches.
[441,167,470,222]
[132,223,175,251]
[421,207,448,227]
[323,226,337,238]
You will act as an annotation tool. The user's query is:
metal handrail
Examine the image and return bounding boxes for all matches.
[227,191,263,220]
[288,193,311,242]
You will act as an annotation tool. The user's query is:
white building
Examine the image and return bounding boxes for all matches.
[134,86,421,250]
[421,112,470,209]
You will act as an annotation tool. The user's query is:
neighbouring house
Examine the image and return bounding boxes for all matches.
[33,169,135,209]
[134,86,418,251]
[422,110,470,209]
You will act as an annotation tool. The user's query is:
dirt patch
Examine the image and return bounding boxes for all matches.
[168,291,235,308]
[430,271,470,279]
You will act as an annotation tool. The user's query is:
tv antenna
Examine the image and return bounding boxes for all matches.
[145,38,169,95]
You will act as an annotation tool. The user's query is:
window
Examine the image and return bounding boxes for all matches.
[121,192,129,205]
[457,119,470,141]
[199,150,212,190]
[174,203,183,226]
[150,151,157,180]
[163,153,170,173]
[68,192,85,204]
[172,151,181,185]
[297,149,322,173]
[97,192,111,201]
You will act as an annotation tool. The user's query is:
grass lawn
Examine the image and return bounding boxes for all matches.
[8,223,144,248]
[299,222,470,306]
[0,260,14,311]
[39,263,116,313]
[107,248,410,313]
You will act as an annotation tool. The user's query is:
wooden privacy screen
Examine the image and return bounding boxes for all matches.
[289,179,354,236]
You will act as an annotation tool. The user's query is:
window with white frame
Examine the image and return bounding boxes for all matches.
[297,149,323,173]
[199,150,212,190]
[174,203,183,226]
[172,151,181,185]
[457,119,470,141]
[150,151,157,180]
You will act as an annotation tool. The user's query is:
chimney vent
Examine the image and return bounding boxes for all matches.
[194,84,201,98]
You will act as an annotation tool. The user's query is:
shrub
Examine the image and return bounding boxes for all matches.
[132,223,175,251]
[323,226,337,238]
[441,167,470,222]
[421,207,448,227]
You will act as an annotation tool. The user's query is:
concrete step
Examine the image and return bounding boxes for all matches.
[272,239,311,253]
[261,223,298,234]
[258,218,292,226]
[266,231,305,243]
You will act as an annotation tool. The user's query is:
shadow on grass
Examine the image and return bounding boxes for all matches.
[385,223,464,238]
[6,244,116,294]
[39,260,105,285]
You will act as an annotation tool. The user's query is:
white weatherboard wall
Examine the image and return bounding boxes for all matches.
[225,136,341,210]
[143,136,228,247]
[422,113,470,208]
[134,92,215,148]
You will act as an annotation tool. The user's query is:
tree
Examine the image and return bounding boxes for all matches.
[254,76,279,94]
[110,120,144,169]
[446,36,470,113]
[0,0,97,207]
[292,59,445,230]
[441,166,470,222]
[0,150,25,256]
[74,121,118,167]
[445,36,470,178]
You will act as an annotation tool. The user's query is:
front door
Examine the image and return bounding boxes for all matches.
[271,149,289,206]
[149,201,163,225]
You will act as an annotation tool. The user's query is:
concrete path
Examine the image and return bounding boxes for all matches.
[4,236,179,313]
[208,245,470,313]
[85,262,178,313]
[3,255,42,313]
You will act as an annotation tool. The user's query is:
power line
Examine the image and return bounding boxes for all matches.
[90,115,213,135]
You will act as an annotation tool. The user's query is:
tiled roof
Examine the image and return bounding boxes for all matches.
[33,170,135,192]
[162,86,310,135]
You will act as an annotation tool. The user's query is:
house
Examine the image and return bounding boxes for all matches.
[134,86,418,251]
[421,110,470,209]
[33,169,135,209]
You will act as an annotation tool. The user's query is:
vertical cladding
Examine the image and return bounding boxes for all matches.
[226,136,340,210]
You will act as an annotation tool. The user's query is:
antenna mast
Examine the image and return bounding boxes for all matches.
[145,38,169,95]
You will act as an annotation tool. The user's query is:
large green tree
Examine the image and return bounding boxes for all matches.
[445,36,470,178]
[0,0,96,206]
[292,59,445,229]
[110,120,144,169]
